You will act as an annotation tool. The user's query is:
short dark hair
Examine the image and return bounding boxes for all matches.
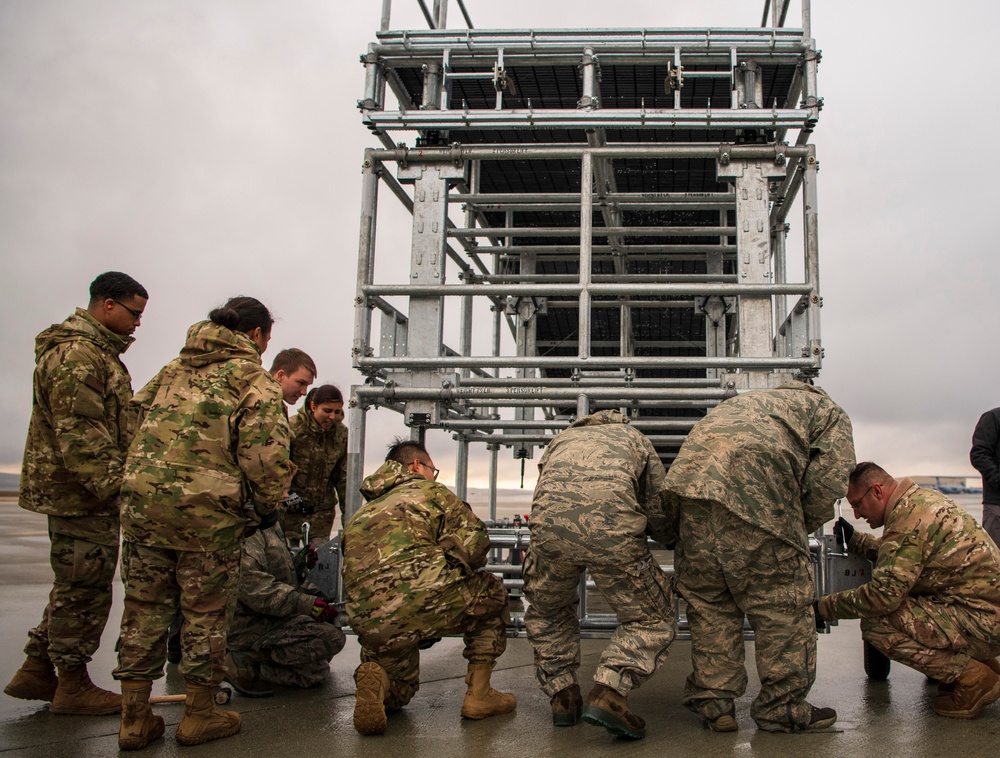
[208,296,274,336]
[269,348,317,377]
[306,384,343,407]
[849,461,891,490]
[386,437,428,466]
[89,271,148,303]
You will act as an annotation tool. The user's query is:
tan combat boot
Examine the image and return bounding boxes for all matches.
[460,662,516,720]
[50,666,122,715]
[175,682,241,746]
[118,680,165,751]
[353,662,389,735]
[581,683,646,739]
[550,683,583,726]
[933,659,1000,719]
[4,655,58,702]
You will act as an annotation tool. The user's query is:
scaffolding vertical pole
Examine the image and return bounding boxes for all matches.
[380,0,391,32]
[802,147,822,368]
[488,444,499,522]
[396,162,466,425]
[353,150,379,380]
[717,159,786,386]
[704,209,728,381]
[578,151,593,360]
[432,0,448,29]
[345,392,368,523]
[772,220,788,352]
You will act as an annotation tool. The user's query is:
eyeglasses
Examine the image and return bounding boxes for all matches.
[415,460,440,481]
[113,300,144,321]
[848,484,875,511]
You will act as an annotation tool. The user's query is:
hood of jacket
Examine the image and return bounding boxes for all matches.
[178,320,262,368]
[360,459,423,502]
[568,408,629,429]
[35,308,133,361]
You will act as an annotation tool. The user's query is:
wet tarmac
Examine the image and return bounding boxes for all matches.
[2,496,999,757]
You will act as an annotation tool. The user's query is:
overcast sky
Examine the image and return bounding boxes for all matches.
[1,0,997,489]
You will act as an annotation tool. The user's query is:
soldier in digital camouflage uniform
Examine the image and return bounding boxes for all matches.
[4,271,148,717]
[664,381,855,733]
[343,439,516,736]
[226,510,345,695]
[524,410,677,740]
[818,462,1000,719]
[112,296,294,750]
[285,384,348,546]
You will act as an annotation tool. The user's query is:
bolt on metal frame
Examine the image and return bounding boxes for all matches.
[349,0,827,635]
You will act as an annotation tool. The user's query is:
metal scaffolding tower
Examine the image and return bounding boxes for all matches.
[344,0,832,630]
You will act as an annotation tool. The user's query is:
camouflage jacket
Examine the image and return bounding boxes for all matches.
[289,406,348,516]
[120,320,292,551]
[343,460,490,615]
[531,410,676,546]
[819,480,1000,623]
[20,308,135,518]
[229,520,317,646]
[664,381,855,555]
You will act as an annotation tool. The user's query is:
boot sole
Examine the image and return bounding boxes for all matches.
[933,677,1000,719]
[176,721,241,746]
[460,701,517,720]
[50,703,122,715]
[3,685,56,702]
[581,706,645,739]
[553,707,582,727]
[119,717,165,751]
[223,676,274,698]
[804,715,838,730]
[354,665,388,735]
[353,702,388,735]
[708,714,738,732]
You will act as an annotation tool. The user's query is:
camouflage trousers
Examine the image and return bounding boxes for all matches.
[24,516,119,669]
[675,499,817,731]
[522,532,676,698]
[114,541,241,687]
[354,571,508,709]
[230,615,346,688]
[282,508,338,547]
[862,595,1000,682]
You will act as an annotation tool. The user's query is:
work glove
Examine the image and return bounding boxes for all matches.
[294,545,319,583]
[309,598,339,624]
[282,492,314,515]
[833,516,855,549]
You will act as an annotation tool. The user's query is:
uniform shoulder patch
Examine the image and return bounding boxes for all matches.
[83,374,104,393]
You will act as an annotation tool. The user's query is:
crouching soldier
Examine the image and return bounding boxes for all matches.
[343,439,516,735]
[818,462,1000,719]
[225,508,346,696]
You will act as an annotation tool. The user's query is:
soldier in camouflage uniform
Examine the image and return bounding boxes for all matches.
[664,381,855,733]
[227,509,345,694]
[818,462,1000,719]
[112,296,294,750]
[343,439,516,736]
[524,410,677,740]
[285,384,348,546]
[4,271,147,717]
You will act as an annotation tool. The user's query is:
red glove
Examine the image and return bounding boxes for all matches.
[301,545,318,570]
[309,598,338,624]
